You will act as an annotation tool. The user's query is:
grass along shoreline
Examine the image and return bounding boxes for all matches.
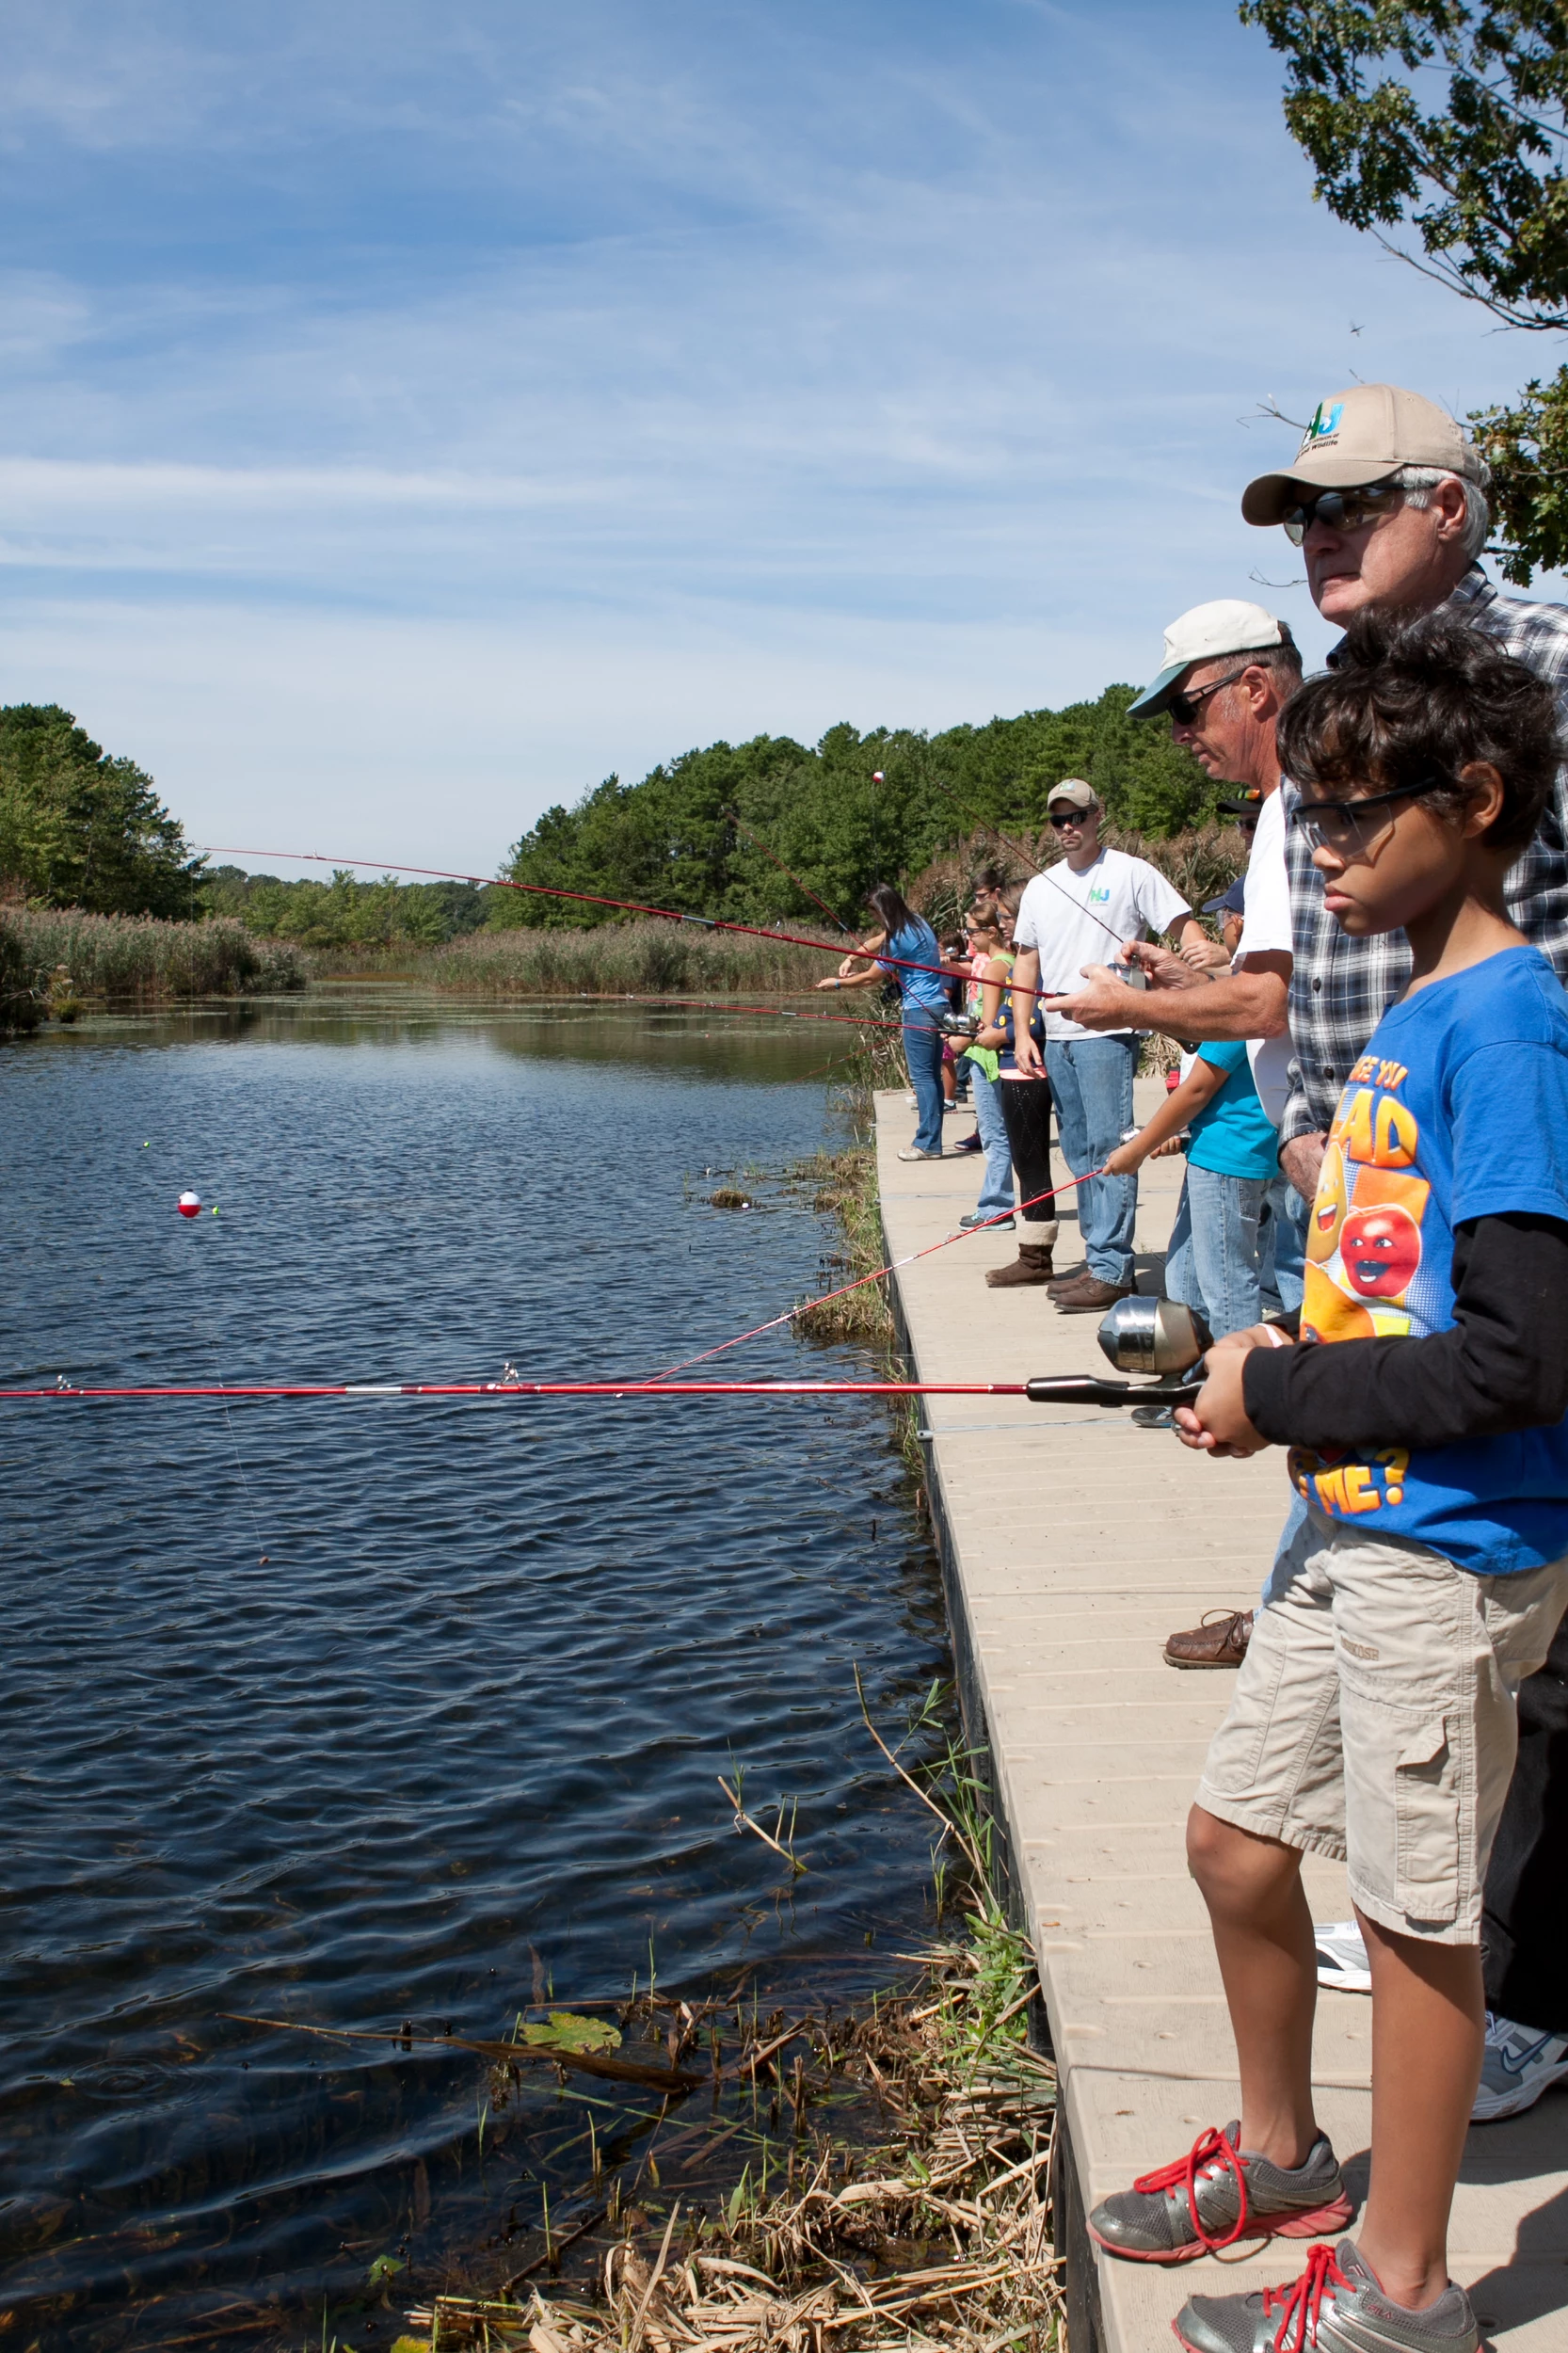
[0,906,309,1015]
[392,1726,1060,2353]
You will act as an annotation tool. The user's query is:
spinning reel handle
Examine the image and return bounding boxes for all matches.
[1025,1361,1208,1411]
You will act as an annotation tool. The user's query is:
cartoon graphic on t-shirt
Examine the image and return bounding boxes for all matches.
[1293,1055,1435,1510]
[1340,1201,1422,1297]
[1306,1138,1348,1264]
[1300,1065,1432,1347]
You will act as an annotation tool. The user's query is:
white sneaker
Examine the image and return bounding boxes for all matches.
[904,1091,918,1108]
[1313,1920,1371,1993]
[1472,2011,1568,2121]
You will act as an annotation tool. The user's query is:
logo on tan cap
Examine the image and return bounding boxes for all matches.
[1241,382,1487,526]
[1046,778,1097,812]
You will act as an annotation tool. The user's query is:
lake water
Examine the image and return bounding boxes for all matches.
[0,994,951,2348]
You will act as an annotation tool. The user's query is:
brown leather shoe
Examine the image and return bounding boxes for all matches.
[1164,1609,1254,1669]
[1055,1274,1135,1313]
[1046,1261,1089,1296]
[984,1242,1055,1289]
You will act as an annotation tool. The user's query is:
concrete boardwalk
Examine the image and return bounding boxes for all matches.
[875,1084,1568,2353]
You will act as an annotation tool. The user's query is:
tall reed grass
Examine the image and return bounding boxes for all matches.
[428,919,838,996]
[0,920,41,1035]
[0,908,310,1006]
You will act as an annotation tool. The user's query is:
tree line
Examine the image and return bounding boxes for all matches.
[0,687,1213,935]
[495,689,1211,933]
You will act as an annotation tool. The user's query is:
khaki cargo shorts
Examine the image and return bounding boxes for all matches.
[1195,1505,1568,1942]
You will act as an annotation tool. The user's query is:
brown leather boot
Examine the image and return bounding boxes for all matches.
[985,1241,1055,1288]
[1164,1609,1254,1669]
[1046,1261,1088,1296]
[1054,1273,1135,1313]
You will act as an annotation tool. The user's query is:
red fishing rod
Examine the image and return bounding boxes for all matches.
[3,1372,1181,1407]
[196,844,1061,1001]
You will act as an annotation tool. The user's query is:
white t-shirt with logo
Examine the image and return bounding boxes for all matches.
[1231,784,1293,1128]
[1015,849,1192,1039]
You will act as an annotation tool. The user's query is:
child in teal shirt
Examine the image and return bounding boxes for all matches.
[1106,885,1279,1337]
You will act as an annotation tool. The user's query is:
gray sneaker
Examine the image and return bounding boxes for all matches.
[1472,2009,1568,2121]
[1175,2238,1478,2353]
[1088,2122,1352,2265]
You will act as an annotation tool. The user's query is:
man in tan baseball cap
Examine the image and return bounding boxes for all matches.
[1240,382,1491,626]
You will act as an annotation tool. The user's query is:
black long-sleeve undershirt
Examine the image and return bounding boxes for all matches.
[1242,1212,1568,1453]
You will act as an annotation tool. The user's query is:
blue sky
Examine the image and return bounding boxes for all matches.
[2,0,1560,874]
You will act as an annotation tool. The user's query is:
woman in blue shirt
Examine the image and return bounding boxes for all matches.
[817,884,954,1158]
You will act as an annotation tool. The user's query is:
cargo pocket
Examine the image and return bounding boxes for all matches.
[1394,1716,1460,1924]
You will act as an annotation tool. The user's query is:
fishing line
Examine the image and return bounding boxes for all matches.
[651,1169,1098,1380]
[922,773,1044,882]
[163,1161,270,1564]
[721,810,853,937]
[622,997,904,1033]
[12,1170,1101,1408]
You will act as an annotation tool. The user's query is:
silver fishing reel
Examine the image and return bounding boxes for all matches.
[1024,1294,1210,1411]
[1096,1294,1210,1378]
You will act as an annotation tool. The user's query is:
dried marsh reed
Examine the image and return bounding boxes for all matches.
[428,922,837,998]
[396,1692,1062,2353]
[404,1926,1060,2353]
[0,907,310,1006]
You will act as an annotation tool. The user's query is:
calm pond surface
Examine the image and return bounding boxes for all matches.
[0,993,950,2349]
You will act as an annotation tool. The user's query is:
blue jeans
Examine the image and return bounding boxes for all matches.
[904,1016,946,1154]
[1045,1033,1139,1284]
[1259,1174,1307,1315]
[968,1066,1015,1218]
[1163,1162,1266,1339]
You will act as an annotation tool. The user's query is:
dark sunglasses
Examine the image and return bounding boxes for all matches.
[1282,478,1404,546]
[1168,667,1254,725]
[1291,777,1446,856]
[1048,808,1092,828]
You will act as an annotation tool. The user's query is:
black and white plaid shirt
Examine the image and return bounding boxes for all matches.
[1280,566,1568,1144]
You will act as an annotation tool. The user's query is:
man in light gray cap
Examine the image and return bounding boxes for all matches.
[1049,599,1300,1093]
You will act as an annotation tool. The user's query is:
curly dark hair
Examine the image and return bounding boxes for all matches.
[1276,608,1561,856]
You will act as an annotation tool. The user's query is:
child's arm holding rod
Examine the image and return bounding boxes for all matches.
[1101,1055,1230,1176]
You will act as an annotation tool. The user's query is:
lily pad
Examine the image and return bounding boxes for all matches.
[519,2010,621,2054]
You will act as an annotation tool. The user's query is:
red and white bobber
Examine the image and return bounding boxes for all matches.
[177,1191,202,1219]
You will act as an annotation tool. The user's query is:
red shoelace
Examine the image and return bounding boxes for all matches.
[1260,2243,1353,2353]
[1132,2124,1249,2252]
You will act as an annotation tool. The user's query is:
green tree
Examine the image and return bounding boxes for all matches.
[1240,2,1568,580]
[0,704,204,917]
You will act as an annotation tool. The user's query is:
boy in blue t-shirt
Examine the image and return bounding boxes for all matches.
[1107,883,1281,1337]
[1087,612,1568,2353]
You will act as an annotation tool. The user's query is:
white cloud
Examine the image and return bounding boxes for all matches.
[0,0,1560,871]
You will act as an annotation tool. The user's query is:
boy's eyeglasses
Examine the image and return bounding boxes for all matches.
[1167,667,1253,725]
[1291,778,1446,858]
[1282,479,1404,546]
